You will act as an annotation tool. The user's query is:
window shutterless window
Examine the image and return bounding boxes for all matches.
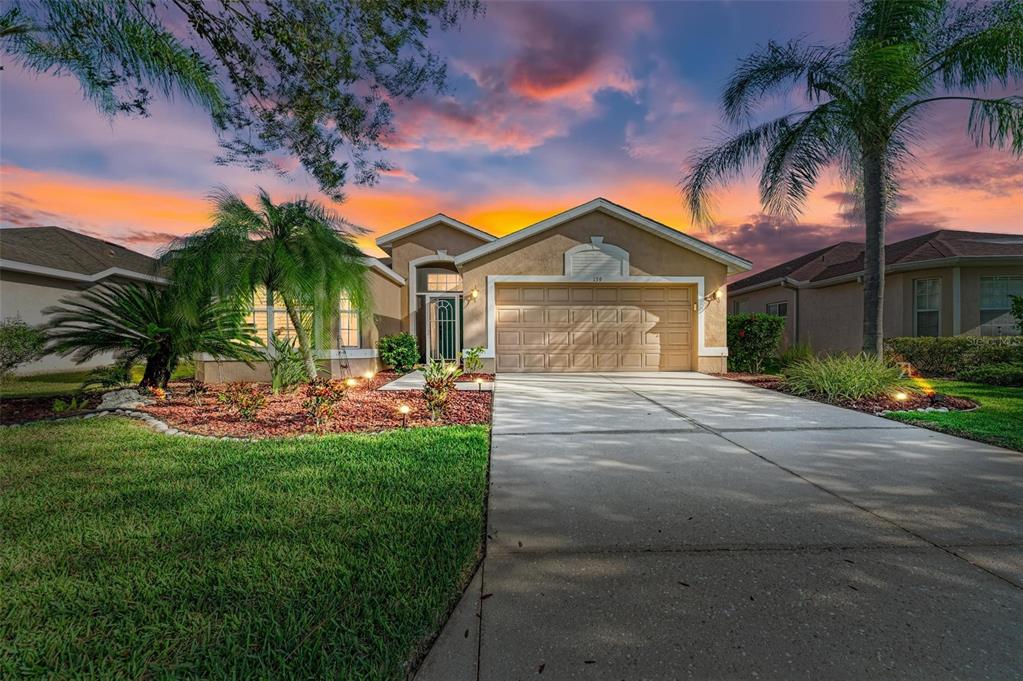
[245,287,316,347]
[426,273,462,292]
[980,276,1023,336]
[338,293,360,347]
[766,301,788,317]
[913,278,941,337]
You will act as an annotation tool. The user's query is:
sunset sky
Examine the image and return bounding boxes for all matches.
[2,1,1020,273]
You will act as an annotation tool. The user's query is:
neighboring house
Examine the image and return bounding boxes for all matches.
[0,226,166,373]
[198,198,752,380]
[728,229,1023,353]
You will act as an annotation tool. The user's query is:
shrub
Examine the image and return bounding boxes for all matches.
[302,379,348,428]
[267,333,308,393]
[779,343,814,368]
[52,396,88,413]
[461,345,485,374]
[0,318,46,380]
[423,360,461,421]
[185,381,208,406]
[958,362,1023,387]
[378,332,419,373]
[727,313,786,373]
[783,354,909,401]
[81,360,135,391]
[217,383,267,421]
[884,336,1023,376]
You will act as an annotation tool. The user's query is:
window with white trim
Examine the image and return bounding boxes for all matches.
[427,272,462,292]
[766,301,788,317]
[338,293,360,347]
[913,278,941,337]
[245,287,314,347]
[980,275,1023,336]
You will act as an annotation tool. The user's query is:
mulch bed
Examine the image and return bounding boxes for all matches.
[139,371,492,438]
[0,393,102,425]
[722,372,977,414]
[455,373,494,383]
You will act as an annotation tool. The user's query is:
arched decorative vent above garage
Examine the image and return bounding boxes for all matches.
[564,237,630,278]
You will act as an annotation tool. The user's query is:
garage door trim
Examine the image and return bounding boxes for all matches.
[483,275,723,360]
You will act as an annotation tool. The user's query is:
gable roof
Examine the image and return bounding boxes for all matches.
[0,226,165,283]
[453,198,753,273]
[375,214,495,249]
[730,229,1023,293]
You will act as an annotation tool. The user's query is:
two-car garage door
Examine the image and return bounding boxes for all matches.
[494,284,693,372]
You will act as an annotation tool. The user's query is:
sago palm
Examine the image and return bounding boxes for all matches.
[44,283,260,388]
[166,188,369,381]
[682,0,1023,355]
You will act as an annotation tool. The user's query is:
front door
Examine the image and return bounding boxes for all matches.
[427,296,461,361]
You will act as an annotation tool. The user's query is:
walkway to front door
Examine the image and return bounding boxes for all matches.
[417,372,1023,680]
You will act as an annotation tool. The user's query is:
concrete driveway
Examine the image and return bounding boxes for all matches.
[418,372,1023,680]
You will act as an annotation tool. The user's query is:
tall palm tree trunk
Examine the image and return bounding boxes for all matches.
[861,148,887,357]
[284,298,319,380]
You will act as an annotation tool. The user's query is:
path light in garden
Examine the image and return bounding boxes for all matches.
[345,378,358,388]
[476,377,484,391]
[363,370,375,380]
[894,391,908,401]
[398,403,410,428]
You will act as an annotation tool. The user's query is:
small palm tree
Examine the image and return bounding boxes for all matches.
[166,188,369,381]
[44,283,260,388]
[682,0,1022,355]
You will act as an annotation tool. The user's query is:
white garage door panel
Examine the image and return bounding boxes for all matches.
[495,284,693,372]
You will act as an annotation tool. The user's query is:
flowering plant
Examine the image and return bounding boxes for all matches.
[303,379,348,427]
[148,386,167,400]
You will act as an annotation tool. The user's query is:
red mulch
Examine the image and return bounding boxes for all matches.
[455,373,494,383]
[139,371,492,438]
[722,373,977,414]
[0,393,101,424]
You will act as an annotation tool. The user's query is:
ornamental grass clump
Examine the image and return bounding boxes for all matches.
[783,354,909,402]
[423,360,462,421]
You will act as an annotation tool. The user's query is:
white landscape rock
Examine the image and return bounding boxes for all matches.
[98,389,152,410]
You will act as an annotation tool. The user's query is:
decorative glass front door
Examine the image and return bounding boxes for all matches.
[427,296,461,361]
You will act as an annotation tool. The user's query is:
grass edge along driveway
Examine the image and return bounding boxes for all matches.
[886,378,1023,452]
[0,418,489,680]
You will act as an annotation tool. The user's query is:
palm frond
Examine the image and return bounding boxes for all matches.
[723,40,846,123]
[968,95,1023,153]
[924,0,1023,89]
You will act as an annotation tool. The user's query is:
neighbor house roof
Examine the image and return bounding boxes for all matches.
[730,229,1023,293]
[0,226,165,284]
[375,214,495,248]
[454,197,753,274]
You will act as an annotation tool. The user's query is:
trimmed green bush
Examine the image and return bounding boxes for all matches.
[783,354,909,401]
[378,332,419,373]
[727,313,786,373]
[958,363,1023,387]
[884,336,1023,376]
[0,318,46,380]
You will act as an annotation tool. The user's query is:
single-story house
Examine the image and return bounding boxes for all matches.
[0,226,166,374]
[199,198,752,381]
[728,229,1023,353]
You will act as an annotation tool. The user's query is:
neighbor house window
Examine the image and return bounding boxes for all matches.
[338,293,360,347]
[914,278,941,337]
[766,301,788,317]
[427,273,462,292]
[980,276,1023,336]
[730,299,741,314]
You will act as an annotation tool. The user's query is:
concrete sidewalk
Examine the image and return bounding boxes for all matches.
[417,372,1023,680]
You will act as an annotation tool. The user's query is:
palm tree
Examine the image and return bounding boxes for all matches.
[166,188,369,381]
[44,283,261,388]
[682,0,1022,355]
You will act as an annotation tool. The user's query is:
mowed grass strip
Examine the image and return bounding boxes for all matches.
[0,418,489,679]
[886,378,1023,452]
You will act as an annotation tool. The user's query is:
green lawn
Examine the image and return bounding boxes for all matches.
[0,418,489,679]
[886,378,1023,451]
[0,361,195,399]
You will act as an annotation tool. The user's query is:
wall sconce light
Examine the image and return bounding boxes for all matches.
[704,288,723,302]
[470,287,479,300]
